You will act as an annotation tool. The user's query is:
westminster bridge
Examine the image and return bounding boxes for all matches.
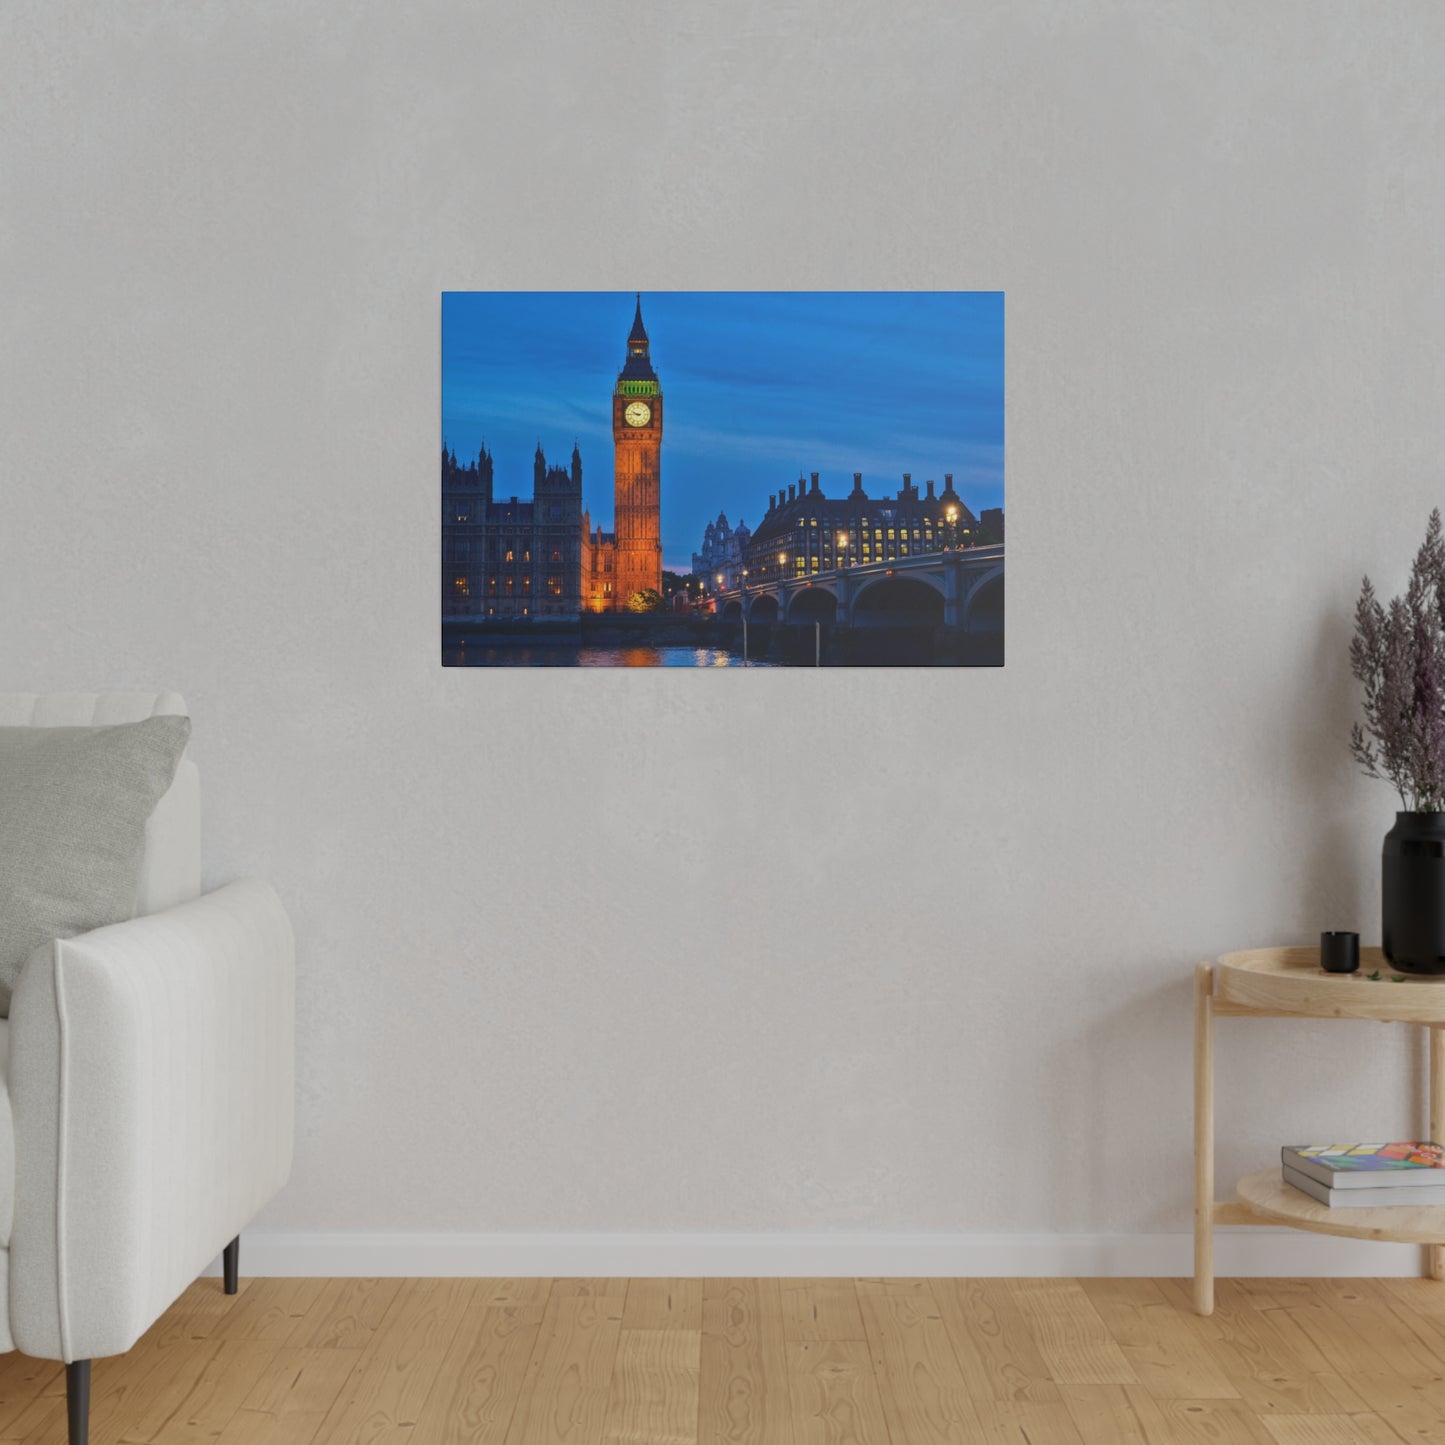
[712,544,1003,634]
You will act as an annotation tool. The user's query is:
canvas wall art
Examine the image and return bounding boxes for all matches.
[441,291,1004,667]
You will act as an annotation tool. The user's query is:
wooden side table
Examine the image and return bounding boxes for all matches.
[1194,946,1445,1315]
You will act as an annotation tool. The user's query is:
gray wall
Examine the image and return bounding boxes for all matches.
[2,1,1443,1244]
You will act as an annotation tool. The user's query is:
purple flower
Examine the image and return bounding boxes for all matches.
[1352,510,1445,811]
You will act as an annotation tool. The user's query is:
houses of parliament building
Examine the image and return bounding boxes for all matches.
[441,296,663,622]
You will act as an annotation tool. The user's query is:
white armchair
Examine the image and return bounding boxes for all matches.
[0,693,294,1445]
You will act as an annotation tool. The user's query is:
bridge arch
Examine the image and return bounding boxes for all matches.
[962,567,1004,634]
[746,593,779,622]
[843,566,947,606]
[786,587,838,625]
[721,599,743,621]
[848,573,946,628]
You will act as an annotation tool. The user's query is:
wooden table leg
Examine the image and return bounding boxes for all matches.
[1194,962,1215,1315]
[1431,1025,1445,1282]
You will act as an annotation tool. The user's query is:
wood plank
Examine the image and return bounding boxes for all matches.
[1266,1288,1411,1379]
[29,1327,219,1445]
[623,1280,704,1332]
[478,1281,555,1307]
[206,1278,332,1343]
[699,1279,793,1445]
[1314,1278,1445,1375]
[168,1278,248,1319]
[602,1329,700,1445]
[1058,1384,1157,1445]
[1143,1398,1278,1445]
[0,1358,62,1439]
[310,1277,474,1443]
[150,1340,282,1444]
[1259,1414,1402,1445]
[409,1302,545,1445]
[855,1280,983,1445]
[930,1277,1059,1403]
[286,1277,403,1350]
[7,1278,1445,1445]
[552,1279,631,1299]
[109,1341,223,1444]
[1340,1372,1445,1444]
[504,1292,624,1445]
[1157,1279,1367,1417]
[971,1399,1088,1444]
[1006,1280,1138,1387]
[785,1342,889,1445]
[779,1284,864,1343]
[1080,1277,1237,1398]
[212,1347,362,1445]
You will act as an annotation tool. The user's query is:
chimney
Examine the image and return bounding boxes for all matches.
[810,471,821,496]
[850,471,866,500]
[768,493,776,511]
[902,472,912,496]
[926,479,936,500]
[788,483,797,503]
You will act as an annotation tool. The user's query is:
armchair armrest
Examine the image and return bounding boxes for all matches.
[7,879,294,1361]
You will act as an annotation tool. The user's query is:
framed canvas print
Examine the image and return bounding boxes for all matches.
[441,291,1003,667]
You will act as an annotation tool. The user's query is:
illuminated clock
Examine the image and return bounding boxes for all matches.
[623,401,652,428]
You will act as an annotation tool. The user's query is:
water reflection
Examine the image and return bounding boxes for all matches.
[444,643,777,668]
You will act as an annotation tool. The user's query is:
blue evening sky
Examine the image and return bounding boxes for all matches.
[441,292,1004,573]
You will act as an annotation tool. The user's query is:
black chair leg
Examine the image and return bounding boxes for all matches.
[223,1235,240,1295]
[66,1360,90,1445]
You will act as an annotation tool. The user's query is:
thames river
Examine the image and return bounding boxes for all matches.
[443,641,778,668]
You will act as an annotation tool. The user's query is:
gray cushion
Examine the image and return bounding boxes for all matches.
[0,715,192,1014]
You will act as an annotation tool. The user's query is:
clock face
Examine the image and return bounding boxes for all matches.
[623,400,652,428]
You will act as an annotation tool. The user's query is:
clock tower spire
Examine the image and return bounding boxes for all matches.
[612,292,663,609]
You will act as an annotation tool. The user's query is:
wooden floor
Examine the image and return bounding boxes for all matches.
[6,1277,1445,1443]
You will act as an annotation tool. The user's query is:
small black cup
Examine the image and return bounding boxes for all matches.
[1320,931,1360,974]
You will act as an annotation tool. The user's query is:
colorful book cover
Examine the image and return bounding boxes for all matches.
[1286,1143,1445,1172]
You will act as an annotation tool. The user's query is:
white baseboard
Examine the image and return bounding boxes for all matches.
[204,1229,1430,1278]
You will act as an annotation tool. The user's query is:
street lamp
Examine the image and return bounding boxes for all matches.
[837,531,850,569]
[944,505,959,550]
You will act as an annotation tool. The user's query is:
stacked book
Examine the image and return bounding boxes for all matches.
[1283,1143,1445,1207]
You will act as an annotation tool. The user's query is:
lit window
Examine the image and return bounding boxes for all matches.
[549,577,563,596]
[453,576,469,596]
[505,549,514,563]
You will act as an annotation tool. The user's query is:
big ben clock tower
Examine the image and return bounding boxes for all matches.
[612,294,663,608]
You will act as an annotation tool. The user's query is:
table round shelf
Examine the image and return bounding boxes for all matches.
[1236,1167,1445,1245]
[1217,946,1445,1023]
[1194,949,1445,1317]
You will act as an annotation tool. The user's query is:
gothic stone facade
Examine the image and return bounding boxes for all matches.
[691,512,752,593]
[441,443,595,620]
[441,296,664,622]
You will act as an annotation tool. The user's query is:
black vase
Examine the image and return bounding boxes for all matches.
[1383,812,1445,975]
